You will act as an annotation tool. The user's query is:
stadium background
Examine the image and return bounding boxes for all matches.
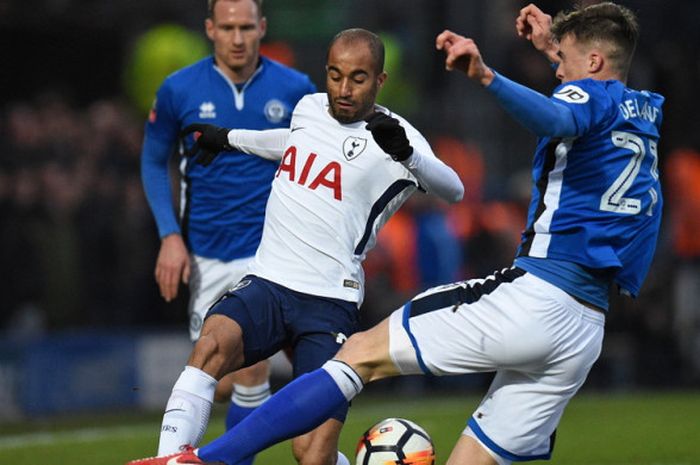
[1,0,699,448]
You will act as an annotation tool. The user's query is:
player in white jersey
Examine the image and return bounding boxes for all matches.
[128,28,463,465]
[246,91,445,304]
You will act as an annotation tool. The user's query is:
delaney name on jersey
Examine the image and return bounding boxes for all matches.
[618,97,660,123]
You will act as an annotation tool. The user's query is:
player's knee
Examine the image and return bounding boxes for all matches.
[193,332,221,361]
[191,331,243,378]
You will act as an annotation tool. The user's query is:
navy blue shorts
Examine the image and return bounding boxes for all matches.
[206,275,359,421]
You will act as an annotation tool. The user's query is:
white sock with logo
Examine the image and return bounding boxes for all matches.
[157,366,217,456]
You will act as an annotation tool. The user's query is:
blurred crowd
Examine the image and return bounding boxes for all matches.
[0,95,169,333]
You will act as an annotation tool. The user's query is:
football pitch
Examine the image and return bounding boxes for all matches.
[1,391,698,465]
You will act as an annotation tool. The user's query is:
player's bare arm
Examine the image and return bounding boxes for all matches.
[155,233,190,302]
[515,4,559,64]
[436,30,494,86]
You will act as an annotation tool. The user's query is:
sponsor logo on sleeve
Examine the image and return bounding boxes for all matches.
[553,85,590,104]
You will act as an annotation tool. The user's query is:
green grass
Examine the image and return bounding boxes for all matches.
[1,391,699,464]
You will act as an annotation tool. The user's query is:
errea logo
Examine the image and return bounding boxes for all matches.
[553,85,590,104]
[199,101,217,118]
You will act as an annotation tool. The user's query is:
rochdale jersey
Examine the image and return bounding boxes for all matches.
[247,93,435,304]
[516,78,664,297]
[142,56,316,261]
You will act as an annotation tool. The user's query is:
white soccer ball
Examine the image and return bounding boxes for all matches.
[355,417,435,465]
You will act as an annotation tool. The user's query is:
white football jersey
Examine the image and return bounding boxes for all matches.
[247,93,436,304]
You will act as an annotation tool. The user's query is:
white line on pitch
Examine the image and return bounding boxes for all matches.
[0,424,157,449]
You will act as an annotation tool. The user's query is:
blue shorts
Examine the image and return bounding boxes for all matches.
[206,275,359,421]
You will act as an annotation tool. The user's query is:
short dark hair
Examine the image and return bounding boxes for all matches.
[551,2,639,76]
[208,0,263,19]
[327,28,385,75]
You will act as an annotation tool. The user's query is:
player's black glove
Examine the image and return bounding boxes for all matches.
[181,123,233,167]
[364,111,413,162]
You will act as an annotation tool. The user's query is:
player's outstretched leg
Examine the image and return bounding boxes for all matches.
[197,359,362,463]
[196,319,397,464]
[126,319,395,465]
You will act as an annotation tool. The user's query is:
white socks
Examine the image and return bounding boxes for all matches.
[231,381,271,408]
[157,366,217,455]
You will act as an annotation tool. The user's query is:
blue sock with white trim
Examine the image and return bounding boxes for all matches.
[225,382,271,465]
[198,361,362,465]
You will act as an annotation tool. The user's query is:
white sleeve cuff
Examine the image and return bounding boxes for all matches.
[401,149,464,203]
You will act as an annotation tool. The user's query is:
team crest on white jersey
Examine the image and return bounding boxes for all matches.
[199,101,217,118]
[553,85,590,104]
[342,136,367,160]
[264,99,287,123]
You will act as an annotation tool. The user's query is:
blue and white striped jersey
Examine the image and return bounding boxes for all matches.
[516,78,664,298]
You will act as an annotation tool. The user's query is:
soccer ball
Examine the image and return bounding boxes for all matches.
[355,418,435,465]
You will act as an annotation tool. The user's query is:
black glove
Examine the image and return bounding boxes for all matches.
[181,123,233,166]
[364,112,413,161]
